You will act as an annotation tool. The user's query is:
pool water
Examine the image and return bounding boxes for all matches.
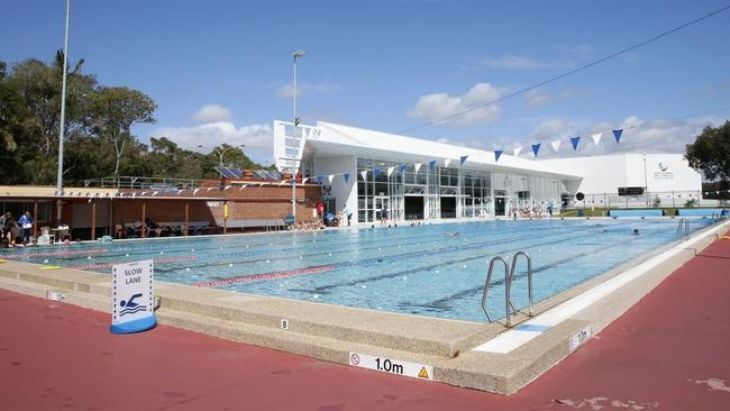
[0,218,716,323]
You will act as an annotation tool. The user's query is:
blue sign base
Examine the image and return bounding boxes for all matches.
[110,315,157,334]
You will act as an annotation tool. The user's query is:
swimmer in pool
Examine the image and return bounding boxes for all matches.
[446,232,461,237]
[633,228,640,235]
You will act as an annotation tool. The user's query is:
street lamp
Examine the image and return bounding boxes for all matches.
[198,144,246,168]
[292,49,306,126]
[56,0,71,220]
[290,49,306,220]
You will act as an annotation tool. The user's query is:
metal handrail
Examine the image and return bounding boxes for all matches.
[481,256,511,327]
[676,218,689,235]
[510,251,534,317]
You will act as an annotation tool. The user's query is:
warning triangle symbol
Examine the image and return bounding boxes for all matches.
[418,367,429,379]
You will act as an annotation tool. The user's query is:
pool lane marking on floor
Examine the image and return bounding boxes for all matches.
[192,223,604,289]
[472,222,729,354]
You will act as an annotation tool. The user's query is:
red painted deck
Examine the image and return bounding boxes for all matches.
[1,233,729,410]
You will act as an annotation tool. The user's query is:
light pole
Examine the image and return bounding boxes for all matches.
[643,154,649,208]
[291,49,306,220]
[56,0,71,219]
[198,144,245,168]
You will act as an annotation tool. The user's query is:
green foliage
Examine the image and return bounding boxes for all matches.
[0,53,264,186]
[685,121,730,181]
[684,199,696,208]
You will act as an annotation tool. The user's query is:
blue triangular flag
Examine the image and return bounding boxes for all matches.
[373,167,381,178]
[531,143,541,157]
[343,173,350,184]
[460,155,469,166]
[613,129,623,143]
[570,136,581,151]
[399,164,407,173]
[316,175,324,184]
[494,150,503,162]
[428,160,436,171]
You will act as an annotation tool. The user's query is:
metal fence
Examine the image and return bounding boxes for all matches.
[569,190,728,210]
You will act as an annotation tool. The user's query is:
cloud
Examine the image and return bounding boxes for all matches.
[276,82,343,99]
[407,82,508,127]
[152,122,273,164]
[525,88,589,108]
[481,55,560,69]
[192,104,232,123]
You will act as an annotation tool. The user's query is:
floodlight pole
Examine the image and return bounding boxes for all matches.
[291,49,306,220]
[643,154,649,208]
[56,0,71,219]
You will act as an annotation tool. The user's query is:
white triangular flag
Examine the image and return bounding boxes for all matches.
[328,174,334,184]
[239,184,248,191]
[193,189,200,195]
[444,159,451,168]
[387,166,395,177]
[278,180,287,186]
[414,163,422,173]
[302,177,309,184]
[152,191,159,196]
[550,140,561,153]
[592,132,602,145]
[224,185,232,191]
[360,170,368,180]
[513,146,523,157]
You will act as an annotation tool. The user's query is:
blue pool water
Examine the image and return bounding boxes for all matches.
[0,218,716,322]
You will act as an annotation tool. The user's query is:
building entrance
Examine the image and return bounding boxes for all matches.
[404,196,424,220]
[495,197,506,216]
[440,197,456,219]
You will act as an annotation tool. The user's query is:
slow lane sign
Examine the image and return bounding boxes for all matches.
[110,260,157,334]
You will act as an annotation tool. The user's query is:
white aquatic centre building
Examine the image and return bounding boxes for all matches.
[273,121,703,223]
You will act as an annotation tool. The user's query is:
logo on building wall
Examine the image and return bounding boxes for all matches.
[655,161,673,180]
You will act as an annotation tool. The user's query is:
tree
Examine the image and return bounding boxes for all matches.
[685,121,730,181]
[91,87,156,175]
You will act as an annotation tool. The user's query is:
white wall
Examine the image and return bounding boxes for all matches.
[541,154,702,195]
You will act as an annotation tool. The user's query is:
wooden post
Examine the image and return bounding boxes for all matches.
[141,202,146,238]
[184,202,190,236]
[33,201,38,241]
[91,201,97,241]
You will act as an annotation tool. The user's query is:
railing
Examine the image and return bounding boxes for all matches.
[676,218,690,236]
[481,251,534,328]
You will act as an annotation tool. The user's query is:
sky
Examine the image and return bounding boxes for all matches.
[2,0,730,164]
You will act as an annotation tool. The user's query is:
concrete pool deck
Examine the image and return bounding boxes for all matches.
[0,219,728,395]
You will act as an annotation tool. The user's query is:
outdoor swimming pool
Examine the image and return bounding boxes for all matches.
[0,218,717,322]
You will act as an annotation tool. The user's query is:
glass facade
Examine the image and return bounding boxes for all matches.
[356,157,564,222]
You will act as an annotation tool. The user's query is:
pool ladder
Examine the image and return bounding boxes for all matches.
[676,218,689,236]
[481,251,533,328]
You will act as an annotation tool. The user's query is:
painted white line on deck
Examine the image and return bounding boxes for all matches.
[473,221,729,354]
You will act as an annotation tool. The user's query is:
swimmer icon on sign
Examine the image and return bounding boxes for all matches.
[350,353,360,365]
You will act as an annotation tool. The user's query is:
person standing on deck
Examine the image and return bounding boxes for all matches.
[18,211,33,246]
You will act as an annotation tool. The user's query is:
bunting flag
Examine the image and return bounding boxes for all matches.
[176,190,183,195]
[550,139,561,153]
[460,155,469,166]
[152,191,159,196]
[239,184,248,191]
[373,167,381,178]
[360,170,368,181]
[224,185,232,191]
[414,163,422,173]
[570,136,581,151]
[302,177,309,183]
[140,192,146,196]
[192,189,200,196]
[513,146,523,157]
[387,166,395,177]
[207,187,215,192]
[327,174,334,184]
[444,159,451,168]
[343,173,350,184]
[531,143,541,158]
[613,129,623,143]
[591,132,603,145]
[316,175,324,184]
[428,160,436,171]
[399,164,407,173]
[132,192,137,197]
[278,180,287,186]
[494,150,503,162]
